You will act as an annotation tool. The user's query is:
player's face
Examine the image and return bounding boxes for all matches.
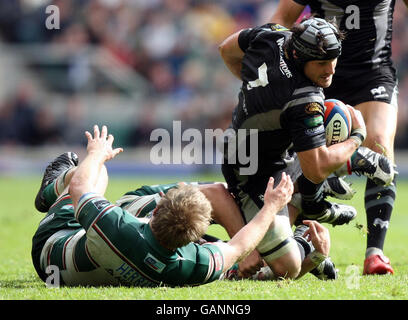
[304,58,337,88]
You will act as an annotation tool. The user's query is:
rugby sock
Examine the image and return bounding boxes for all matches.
[42,168,73,206]
[293,224,313,262]
[297,174,326,216]
[364,176,396,258]
[41,182,59,206]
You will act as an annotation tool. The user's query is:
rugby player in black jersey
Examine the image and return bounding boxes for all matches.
[271,0,407,275]
[219,17,394,280]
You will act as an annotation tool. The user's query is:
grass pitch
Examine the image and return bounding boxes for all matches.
[0,174,407,300]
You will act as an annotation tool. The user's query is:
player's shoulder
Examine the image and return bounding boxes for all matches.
[243,23,291,46]
[284,78,325,111]
[254,23,291,41]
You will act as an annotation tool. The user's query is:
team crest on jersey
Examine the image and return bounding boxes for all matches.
[144,253,166,273]
[305,102,322,115]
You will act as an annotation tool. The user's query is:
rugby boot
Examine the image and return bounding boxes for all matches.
[335,147,394,186]
[310,257,338,280]
[35,152,78,212]
[363,254,394,275]
[322,176,356,200]
[293,224,338,280]
[299,200,357,227]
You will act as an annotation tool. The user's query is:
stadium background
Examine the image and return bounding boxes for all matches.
[0,0,407,177]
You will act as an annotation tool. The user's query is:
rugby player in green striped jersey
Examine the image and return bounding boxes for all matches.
[32,125,297,287]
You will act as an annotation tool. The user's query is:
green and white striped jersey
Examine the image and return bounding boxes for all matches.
[32,183,225,287]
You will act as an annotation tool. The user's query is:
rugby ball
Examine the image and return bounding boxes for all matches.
[324,99,352,145]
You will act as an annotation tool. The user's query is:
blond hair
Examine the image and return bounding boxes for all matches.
[151,185,212,250]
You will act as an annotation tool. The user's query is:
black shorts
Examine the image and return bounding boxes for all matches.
[222,155,302,223]
[324,66,398,107]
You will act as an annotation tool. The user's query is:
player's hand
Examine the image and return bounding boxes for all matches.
[346,105,367,146]
[302,220,330,256]
[346,105,365,132]
[85,125,123,161]
[238,250,264,278]
[263,173,294,212]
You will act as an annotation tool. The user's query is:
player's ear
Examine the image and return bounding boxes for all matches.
[292,49,298,59]
[152,207,159,216]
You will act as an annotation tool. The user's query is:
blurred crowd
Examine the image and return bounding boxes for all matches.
[0,0,407,149]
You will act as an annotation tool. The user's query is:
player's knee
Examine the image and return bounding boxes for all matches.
[200,183,228,198]
[364,132,394,158]
[260,236,302,279]
[274,261,301,279]
[269,250,302,279]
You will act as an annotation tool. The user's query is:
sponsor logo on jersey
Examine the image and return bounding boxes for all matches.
[370,86,389,99]
[144,253,166,273]
[276,37,292,78]
[93,199,111,211]
[304,115,323,128]
[305,102,322,114]
[270,24,289,32]
[305,125,324,136]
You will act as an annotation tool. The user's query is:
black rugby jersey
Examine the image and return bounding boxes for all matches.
[225,24,326,175]
[294,0,396,77]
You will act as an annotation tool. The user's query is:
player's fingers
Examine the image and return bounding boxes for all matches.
[93,125,100,138]
[308,221,321,241]
[267,177,275,190]
[101,125,108,140]
[302,228,311,240]
[113,147,123,157]
[107,133,114,145]
[85,131,92,141]
[286,175,293,194]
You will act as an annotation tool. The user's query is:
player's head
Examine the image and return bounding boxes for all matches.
[150,185,212,250]
[287,17,344,87]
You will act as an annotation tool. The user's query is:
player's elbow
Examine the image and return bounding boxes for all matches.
[218,41,229,61]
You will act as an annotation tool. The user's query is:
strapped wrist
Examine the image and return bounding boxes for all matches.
[309,250,327,266]
[350,128,366,147]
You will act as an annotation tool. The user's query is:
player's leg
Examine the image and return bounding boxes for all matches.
[198,183,265,277]
[355,100,397,275]
[296,173,358,226]
[35,152,79,212]
[222,163,302,279]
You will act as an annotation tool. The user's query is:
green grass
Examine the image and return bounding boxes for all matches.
[0,174,408,300]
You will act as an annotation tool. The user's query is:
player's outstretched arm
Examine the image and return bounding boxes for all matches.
[270,0,305,27]
[69,125,123,208]
[216,173,294,272]
[199,183,264,277]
